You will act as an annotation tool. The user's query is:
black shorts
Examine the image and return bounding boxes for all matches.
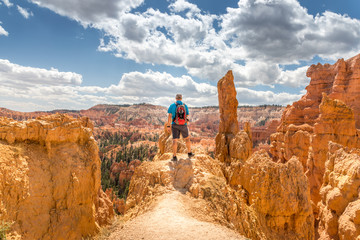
[171,124,189,139]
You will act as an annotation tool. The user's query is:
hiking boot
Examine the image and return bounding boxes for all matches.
[188,152,194,158]
[172,156,178,162]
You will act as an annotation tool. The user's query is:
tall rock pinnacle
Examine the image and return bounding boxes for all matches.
[217,70,239,135]
[215,70,251,163]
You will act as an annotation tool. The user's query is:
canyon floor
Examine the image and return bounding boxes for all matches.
[100,155,248,240]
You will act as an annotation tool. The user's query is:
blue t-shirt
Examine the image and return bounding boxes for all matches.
[168,100,189,125]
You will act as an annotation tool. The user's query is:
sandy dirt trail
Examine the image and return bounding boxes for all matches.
[106,191,248,240]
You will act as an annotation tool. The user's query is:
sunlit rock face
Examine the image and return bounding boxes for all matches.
[212,71,314,239]
[270,54,360,216]
[0,114,113,240]
[318,143,360,240]
[215,70,252,164]
[273,53,360,132]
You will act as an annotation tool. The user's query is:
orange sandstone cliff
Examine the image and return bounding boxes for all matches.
[270,54,360,216]
[269,53,360,239]
[215,71,314,239]
[0,114,113,239]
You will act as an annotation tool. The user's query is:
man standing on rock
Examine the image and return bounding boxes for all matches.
[167,94,194,161]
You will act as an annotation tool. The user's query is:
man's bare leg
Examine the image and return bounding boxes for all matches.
[185,137,191,153]
[186,137,194,158]
[172,139,178,160]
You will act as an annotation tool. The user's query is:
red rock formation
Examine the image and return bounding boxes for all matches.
[308,94,360,207]
[308,54,360,128]
[110,160,142,188]
[271,93,360,215]
[215,70,252,163]
[0,114,113,239]
[106,188,126,215]
[251,119,280,146]
[211,70,314,239]
[270,53,360,221]
[235,151,314,239]
[217,70,239,135]
[1,103,283,151]
[274,53,360,133]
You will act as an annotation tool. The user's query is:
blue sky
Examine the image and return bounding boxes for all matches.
[0,0,359,111]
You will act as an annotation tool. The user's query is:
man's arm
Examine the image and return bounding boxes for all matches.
[185,104,190,125]
[166,113,172,133]
[167,113,172,125]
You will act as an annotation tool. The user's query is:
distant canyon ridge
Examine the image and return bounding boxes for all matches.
[0,104,284,148]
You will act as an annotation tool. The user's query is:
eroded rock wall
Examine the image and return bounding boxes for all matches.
[214,71,314,239]
[273,53,360,134]
[0,114,113,240]
[271,54,360,216]
[318,143,360,240]
[271,93,360,216]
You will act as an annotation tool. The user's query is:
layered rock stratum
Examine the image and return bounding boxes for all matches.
[0,114,113,239]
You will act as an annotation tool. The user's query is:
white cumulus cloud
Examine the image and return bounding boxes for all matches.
[1,0,12,7]
[169,0,201,17]
[236,87,303,106]
[5,0,360,110]
[107,70,218,106]
[0,25,8,36]
[220,0,360,63]
[0,59,305,111]
[0,59,83,87]
[29,0,144,25]
[25,0,360,89]
[17,5,34,19]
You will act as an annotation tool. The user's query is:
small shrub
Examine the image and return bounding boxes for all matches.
[0,221,13,240]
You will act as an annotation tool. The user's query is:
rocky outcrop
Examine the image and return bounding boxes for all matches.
[126,150,314,239]
[273,54,360,132]
[0,114,113,239]
[271,93,360,215]
[110,160,142,189]
[318,143,360,240]
[217,70,239,135]
[307,54,360,128]
[106,188,126,215]
[309,94,360,208]
[215,70,252,164]
[270,54,360,216]
[252,119,280,146]
[235,151,314,239]
[212,70,314,239]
